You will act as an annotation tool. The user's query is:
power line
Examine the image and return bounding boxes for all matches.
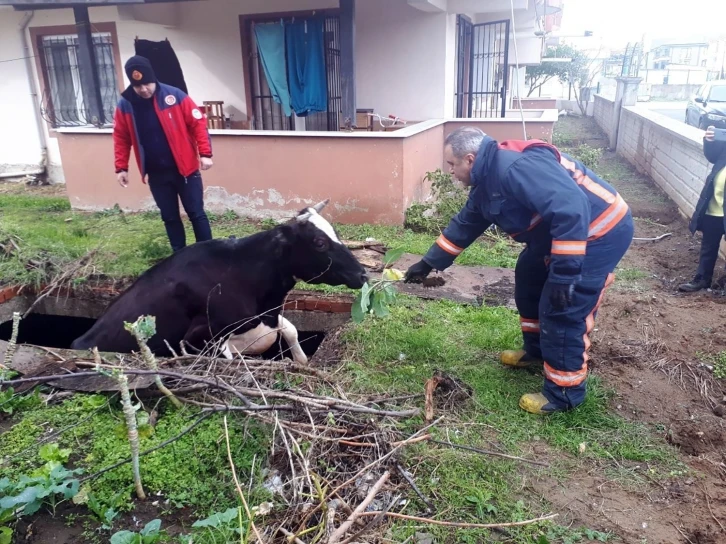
[0,54,37,64]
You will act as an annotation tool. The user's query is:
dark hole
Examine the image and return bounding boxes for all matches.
[0,313,327,358]
[260,331,326,360]
[0,314,96,350]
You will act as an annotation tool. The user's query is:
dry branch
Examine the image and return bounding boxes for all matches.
[1,312,21,370]
[22,250,98,319]
[223,416,265,544]
[355,511,558,528]
[396,463,433,513]
[430,439,550,467]
[328,471,390,543]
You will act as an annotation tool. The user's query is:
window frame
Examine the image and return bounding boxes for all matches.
[30,22,124,129]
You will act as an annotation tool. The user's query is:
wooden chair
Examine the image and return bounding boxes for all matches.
[203,101,225,129]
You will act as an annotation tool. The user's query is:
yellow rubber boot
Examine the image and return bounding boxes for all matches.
[500,350,543,369]
[519,393,561,415]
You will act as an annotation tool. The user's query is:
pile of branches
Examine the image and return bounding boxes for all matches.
[1,316,556,543]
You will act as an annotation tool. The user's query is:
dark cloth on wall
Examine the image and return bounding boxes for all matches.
[134,38,188,94]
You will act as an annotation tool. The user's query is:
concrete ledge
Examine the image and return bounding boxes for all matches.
[621,106,706,147]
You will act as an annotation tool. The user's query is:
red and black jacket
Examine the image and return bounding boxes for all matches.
[113,83,212,179]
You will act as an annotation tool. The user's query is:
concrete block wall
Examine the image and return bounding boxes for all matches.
[593,95,614,141]
[616,106,710,218]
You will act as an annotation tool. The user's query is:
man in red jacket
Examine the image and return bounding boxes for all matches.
[113,55,213,251]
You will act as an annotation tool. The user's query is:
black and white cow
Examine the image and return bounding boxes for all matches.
[71,200,367,362]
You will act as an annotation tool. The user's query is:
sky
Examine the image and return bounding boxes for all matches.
[557,0,726,49]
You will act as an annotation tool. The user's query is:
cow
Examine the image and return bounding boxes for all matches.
[70,200,368,363]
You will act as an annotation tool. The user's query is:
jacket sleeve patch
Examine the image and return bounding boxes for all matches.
[192,108,203,120]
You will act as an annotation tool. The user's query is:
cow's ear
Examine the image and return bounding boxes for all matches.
[274,224,296,249]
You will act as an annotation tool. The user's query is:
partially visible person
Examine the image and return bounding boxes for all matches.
[679,126,726,292]
[113,55,213,252]
[404,127,634,415]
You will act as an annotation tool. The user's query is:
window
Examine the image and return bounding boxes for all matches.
[242,12,342,131]
[39,32,119,127]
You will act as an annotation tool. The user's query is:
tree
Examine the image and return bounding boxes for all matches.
[563,46,604,115]
[525,44,579,97]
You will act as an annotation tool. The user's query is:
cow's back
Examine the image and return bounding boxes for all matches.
[71,235,293,354]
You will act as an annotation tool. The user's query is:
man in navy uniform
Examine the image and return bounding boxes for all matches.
[405,127,634,415]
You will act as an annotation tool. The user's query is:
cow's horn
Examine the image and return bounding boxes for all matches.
[297,212,311,223]
[312,199,330,213]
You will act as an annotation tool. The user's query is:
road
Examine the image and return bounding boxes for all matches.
[637,101,688,123]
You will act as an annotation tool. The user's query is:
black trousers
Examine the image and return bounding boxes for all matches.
[696,214,726,283]
[147,170,212,251]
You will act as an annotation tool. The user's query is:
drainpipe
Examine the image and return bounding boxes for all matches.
[5,10,48,180]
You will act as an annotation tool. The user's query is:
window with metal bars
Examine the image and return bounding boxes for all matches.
[247,16,342,131]
[39,32,119,128]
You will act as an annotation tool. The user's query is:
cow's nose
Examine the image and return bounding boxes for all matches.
[361,272,370,284]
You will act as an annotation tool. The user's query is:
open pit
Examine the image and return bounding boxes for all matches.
[0,284,356,368]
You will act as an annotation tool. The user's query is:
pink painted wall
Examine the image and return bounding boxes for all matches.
[55,114,556,225]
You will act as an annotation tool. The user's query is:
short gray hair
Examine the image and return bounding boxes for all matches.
[444,127,486,158]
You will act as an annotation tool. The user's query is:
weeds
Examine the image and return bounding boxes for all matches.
[568,144,603,170]
[404,169,469,233]
[110,519,162,544]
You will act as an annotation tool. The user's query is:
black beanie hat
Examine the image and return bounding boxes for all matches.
[124,55,156,86]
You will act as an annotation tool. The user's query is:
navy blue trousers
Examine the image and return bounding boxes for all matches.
[514,212,634,409]
[147,170,213,252]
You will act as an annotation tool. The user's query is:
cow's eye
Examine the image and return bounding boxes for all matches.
[313,237,328,251]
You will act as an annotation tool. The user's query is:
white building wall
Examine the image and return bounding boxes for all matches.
[0,8,44,177]
[356,0,449,120]
[1,0,539,182]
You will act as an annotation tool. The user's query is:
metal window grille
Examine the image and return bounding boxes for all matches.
[248,16,341,131]
[40,33,119,128]
[455,16,510,118]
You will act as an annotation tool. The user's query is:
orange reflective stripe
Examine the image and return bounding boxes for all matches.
[543,362,588,386]
[588,194,628,240]
[561,156,618,205]
[551,240,587,255]
[436,234,463,256]
[579,176,616,204]
[560,157,577,173]
[512,214,543,239]
[520,317,540,333]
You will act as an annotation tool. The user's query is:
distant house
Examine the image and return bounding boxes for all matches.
[648,42,709,70]
[0,0,557,224]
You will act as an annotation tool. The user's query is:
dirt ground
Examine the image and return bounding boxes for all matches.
[349,146,726,543]
[558,150,726,544]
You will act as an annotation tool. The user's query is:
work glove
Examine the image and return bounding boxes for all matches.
[548,282,575,311]
[404,260,433,283]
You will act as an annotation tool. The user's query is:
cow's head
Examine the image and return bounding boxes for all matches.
[280,199,368,289]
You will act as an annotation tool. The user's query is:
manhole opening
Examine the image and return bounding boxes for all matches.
[0,313,329,358]
[0,313,96,350]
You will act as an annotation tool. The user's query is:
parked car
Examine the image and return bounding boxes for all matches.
[686,80,726,129]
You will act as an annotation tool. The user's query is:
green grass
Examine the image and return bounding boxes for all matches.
[344,296,672,461]
[0,394,270,514]
[345,297,676,543]
[340,296,677,541]
[0,193,518,289]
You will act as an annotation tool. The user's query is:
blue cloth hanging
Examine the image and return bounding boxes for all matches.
[285,19,328,117]
[253,22,292,117]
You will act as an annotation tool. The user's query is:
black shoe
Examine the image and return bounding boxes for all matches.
[678,278,710,292]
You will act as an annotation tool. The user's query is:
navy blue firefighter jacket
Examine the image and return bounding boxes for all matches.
[423,137,630,284]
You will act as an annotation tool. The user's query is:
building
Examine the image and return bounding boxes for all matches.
[0,0,556,223]
[648,42,709,70]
